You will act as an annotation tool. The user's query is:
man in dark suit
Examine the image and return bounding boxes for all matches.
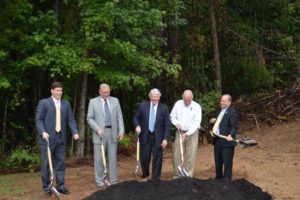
[133,88,171,180]
[210,94,238,181]
[35,82,79,196]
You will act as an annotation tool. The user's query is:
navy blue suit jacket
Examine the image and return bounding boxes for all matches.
[35,97,78,145]
[133,101,171,147]
[213,107,238,147]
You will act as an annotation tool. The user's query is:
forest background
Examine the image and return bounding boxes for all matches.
[0,0,299,171]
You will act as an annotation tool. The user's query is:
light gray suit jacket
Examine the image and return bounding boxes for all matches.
[87,96,124,144]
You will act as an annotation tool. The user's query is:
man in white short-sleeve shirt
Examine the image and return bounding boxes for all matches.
[170,90,202,178]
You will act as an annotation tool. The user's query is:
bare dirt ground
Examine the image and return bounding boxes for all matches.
[1,118,300,200]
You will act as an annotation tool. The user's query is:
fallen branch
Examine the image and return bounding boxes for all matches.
[247,114,260,131]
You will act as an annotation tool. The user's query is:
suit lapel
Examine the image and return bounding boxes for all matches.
[220,107,230,123]
[60,100,67,120]
[146,101,150,126]
[154,103,161,127]
[48,97,55,109]
[48,97,57,119]
[107,97,113,115]
[97,97,105,117]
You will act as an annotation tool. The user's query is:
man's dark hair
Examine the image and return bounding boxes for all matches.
[51,81,63,89]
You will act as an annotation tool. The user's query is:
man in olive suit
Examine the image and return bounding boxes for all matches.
[87,83,124,188]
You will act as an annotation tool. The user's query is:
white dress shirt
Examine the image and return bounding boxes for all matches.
[100,97,110,110]
[52,96,60,107]
[170,100,202,136]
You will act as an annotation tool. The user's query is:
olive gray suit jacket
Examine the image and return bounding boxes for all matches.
[87,96,124,144]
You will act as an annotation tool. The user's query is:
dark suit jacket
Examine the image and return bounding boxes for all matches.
[133,101,171,147]
[35,97,78,145]
[213,107,238,147]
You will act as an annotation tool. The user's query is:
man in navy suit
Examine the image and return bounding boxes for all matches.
[133,88,171,180]
[35,82,79,196]
[210,94,238,181]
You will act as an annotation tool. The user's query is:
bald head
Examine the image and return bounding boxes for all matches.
[182,90,194,106]
[220,94,232,109]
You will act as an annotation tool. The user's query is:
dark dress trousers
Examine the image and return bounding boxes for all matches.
[213,107,238,181]
[35,97,78,190]
[133,101,171,179]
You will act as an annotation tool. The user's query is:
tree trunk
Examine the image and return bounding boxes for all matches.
[54,0,59,19]
[70,79,78,156]
[76,73,88,157]
[1,98,8,154]
[209,0,222,94]
[298,37,300,76]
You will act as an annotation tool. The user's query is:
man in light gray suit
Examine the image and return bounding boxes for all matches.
[87,83,124,187]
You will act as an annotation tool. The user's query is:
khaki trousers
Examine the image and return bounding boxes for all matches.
[172,129,199,177]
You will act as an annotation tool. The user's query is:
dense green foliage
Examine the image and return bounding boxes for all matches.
[0,0,299,167]
[1,146,40,173]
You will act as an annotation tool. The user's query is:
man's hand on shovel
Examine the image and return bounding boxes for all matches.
[225,134,233,141]
[118,133,124,141]
[180,133,188,141]
[73,133,80,140]
[161,139,168,149]
[135,126,141,135]
[97,128,104,137]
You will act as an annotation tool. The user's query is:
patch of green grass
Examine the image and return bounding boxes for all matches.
[0,173,33,196]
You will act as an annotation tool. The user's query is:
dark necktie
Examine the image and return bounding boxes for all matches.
[104,99,111,126]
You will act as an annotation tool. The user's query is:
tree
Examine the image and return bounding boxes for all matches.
[209,0,222,94]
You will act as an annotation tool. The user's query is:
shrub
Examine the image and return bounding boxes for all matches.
[119,134,132,149]
[196,90,220,125]
[2,146,40,173]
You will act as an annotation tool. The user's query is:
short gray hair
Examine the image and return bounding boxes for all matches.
[99,83,110,90]
[148,88,161,98]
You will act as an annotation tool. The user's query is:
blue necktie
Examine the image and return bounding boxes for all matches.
[149,104,155,132]
[104,99,111,126]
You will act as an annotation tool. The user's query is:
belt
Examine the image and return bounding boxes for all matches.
[179,130,188,133]
[148,131,155,134]
[105,125,112,128]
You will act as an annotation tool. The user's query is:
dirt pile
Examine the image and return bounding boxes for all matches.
[83,177,272,200]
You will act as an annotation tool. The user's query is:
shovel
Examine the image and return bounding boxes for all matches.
[45,138,61,199]
[100,136,111,186]
[177,130,188,177]
[134,131,140,176]
[210,131,257,148]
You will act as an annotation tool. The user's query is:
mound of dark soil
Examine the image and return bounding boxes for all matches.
[83,177,272,200]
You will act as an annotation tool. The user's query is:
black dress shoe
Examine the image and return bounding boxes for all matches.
[57,188,70,195]
[140,175,149,182]
[44,190,52,196]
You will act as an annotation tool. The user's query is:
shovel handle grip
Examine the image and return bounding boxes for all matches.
[214,132,239,143]
[136,139,140,161]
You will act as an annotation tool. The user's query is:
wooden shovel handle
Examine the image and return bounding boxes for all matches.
[136,138,140,161]
[46,139,54,181]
